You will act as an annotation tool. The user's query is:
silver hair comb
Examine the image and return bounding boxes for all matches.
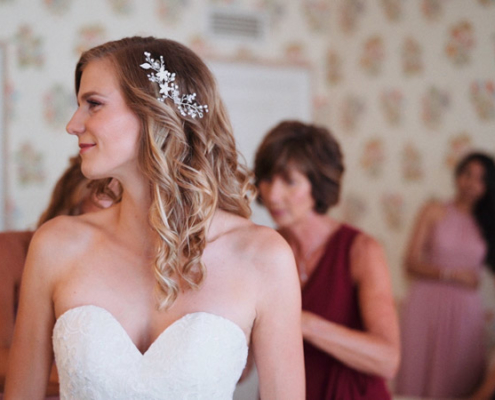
[140,51,208,119]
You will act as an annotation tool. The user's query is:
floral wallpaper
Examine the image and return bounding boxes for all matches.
[0,0,321,230]
[325,0,495,298]
[1,0,495,304]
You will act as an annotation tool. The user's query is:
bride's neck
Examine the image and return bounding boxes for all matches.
[115,179,155,250]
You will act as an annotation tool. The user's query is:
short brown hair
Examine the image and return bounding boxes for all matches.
[254,120,344,214]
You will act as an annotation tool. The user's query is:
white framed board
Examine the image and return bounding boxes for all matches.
[208,60,312,228]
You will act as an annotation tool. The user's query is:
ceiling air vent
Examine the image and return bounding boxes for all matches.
[207,8,267,42]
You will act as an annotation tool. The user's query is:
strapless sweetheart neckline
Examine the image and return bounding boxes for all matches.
[55,305,248,355]
[53,304,249,399]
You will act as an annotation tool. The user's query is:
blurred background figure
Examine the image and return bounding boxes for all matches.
[0,155,114,398]
[254,120,400,399]
[395,152,495,398]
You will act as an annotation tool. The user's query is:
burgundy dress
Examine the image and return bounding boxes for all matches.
[302,224,391,400]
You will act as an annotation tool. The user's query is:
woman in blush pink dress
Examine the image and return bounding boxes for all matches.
[395,152,495,398]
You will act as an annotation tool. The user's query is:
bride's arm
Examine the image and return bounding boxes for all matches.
[251,230,305,400]
[4,225,59,400]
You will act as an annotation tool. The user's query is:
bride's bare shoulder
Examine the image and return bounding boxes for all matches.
[243,223,292,261]
[221,216,300,314]
[217,212,296,276]
[31,207,116,262]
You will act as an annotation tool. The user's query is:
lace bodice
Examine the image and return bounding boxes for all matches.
[53,305,248,400]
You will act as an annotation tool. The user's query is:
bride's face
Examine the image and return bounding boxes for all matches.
[66,58,142,181]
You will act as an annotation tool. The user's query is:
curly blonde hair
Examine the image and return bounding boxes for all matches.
[75,37,255,309]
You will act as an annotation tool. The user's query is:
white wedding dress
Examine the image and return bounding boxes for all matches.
[53,305,248,400]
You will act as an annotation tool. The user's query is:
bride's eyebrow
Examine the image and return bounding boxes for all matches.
[80,90,104,100]
[78,91,106,103]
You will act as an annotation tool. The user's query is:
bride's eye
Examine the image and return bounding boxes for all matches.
[87,99,102,109]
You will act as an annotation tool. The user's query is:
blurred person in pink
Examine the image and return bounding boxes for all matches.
[395,152,495,398]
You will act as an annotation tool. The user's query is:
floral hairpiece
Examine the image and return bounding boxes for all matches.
[140,51,208,119]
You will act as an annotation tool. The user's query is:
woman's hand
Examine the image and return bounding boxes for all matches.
[300,311,314,337]
[448,269,480,289]
[301,311,331,338]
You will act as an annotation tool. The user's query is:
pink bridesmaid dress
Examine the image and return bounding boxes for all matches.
[396,203,487,398]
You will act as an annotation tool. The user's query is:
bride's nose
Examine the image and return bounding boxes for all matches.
[66,108,85,136]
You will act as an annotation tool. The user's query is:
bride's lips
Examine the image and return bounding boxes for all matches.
[79,143,96,154]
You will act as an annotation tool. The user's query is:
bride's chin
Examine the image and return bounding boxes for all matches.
[80,164,108,181]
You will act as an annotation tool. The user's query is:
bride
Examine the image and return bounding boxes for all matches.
[5,36,304,400]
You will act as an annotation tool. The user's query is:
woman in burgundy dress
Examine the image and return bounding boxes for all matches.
[254,120,400,399]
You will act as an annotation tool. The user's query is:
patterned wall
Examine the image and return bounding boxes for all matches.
[325,0,495,296]
[1,0,495,299]
[0,0,330,228]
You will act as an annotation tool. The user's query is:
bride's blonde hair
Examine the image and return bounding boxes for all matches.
[75,36,255,309]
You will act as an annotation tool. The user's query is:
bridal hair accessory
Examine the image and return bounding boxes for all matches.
[140,52,208,119]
